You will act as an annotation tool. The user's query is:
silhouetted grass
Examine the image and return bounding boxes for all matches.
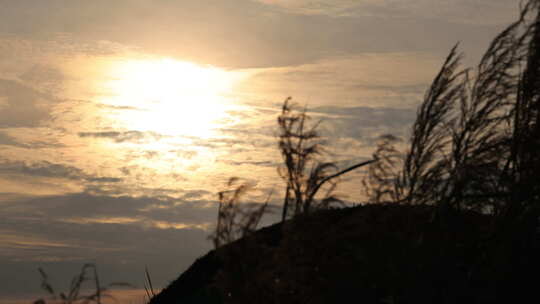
[208,178,271,249]
[365,0,540,229]
[33,263,133,304]
[209,103,376,248]
[278,98,375,220]
[143,266,156,303]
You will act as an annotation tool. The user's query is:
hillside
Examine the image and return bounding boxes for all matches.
[149,204,539,304]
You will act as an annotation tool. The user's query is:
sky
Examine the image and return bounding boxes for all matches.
[0,0,519,302]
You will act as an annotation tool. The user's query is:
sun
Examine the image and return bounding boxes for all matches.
[101,58,241,138]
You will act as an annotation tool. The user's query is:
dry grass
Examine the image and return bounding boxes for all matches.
[364,0,540,229]
[277,97,374,220]
[33,263,133,304]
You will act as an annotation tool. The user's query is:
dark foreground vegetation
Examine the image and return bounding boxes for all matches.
[149,1,540,303]
[150,204,538,303]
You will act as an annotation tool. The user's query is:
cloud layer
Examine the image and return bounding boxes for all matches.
[255,0,518,25]
[0,1,520,301]
[0,0,513,68]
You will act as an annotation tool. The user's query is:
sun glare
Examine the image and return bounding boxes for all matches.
[102,58,241,138]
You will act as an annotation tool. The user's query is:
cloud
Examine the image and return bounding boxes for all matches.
[0,191,220,292]
[179,190,213,200]
[0,160,125,198]
[0,160,84,180]
[218,159,278,168]
[0,79,56,127]
[0,201,212,297]
[17,64,66,93]
[1,192,218,228]
[0,233,85,251]
[78,131,163,143]
[286,103,411,148]
[0,131,20,147]
[95,104,141,111]
[0,0,511,69]
[235,52,444,108]
[0,130,62,149]
[86,177,122,183]
[313,106,416,128]
[254,0,518,25]
[0,192,218,291]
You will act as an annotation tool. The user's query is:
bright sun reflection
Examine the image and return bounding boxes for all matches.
[102,58,240,137]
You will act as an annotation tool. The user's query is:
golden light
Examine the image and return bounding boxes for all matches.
[101,58,242,138]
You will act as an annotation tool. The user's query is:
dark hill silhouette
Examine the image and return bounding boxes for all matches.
[149,204,540,303]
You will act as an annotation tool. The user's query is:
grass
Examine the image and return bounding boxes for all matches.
[365,0,540,226]
[277,97,375,220]
[33,263,133,304]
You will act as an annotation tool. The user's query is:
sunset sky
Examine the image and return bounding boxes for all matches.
[0,0,519,302]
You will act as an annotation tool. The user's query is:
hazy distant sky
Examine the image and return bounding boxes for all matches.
[0,1,518,302]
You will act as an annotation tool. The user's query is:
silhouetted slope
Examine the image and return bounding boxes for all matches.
[148,221,283,304]
[149,204,538,304]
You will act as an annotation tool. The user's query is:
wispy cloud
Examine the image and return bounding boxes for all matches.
[78,131,164,143]
[0,196,214,296]
[0,160,84,180]
[0,192,217,276]
[18,64,66,93]
[0,131,20,147]
[235,52,443,108]
[1,193,217,229]
[254,0,517,25]
[0,0,510,69]
[0,160,123,184]
[0,79,56,127]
